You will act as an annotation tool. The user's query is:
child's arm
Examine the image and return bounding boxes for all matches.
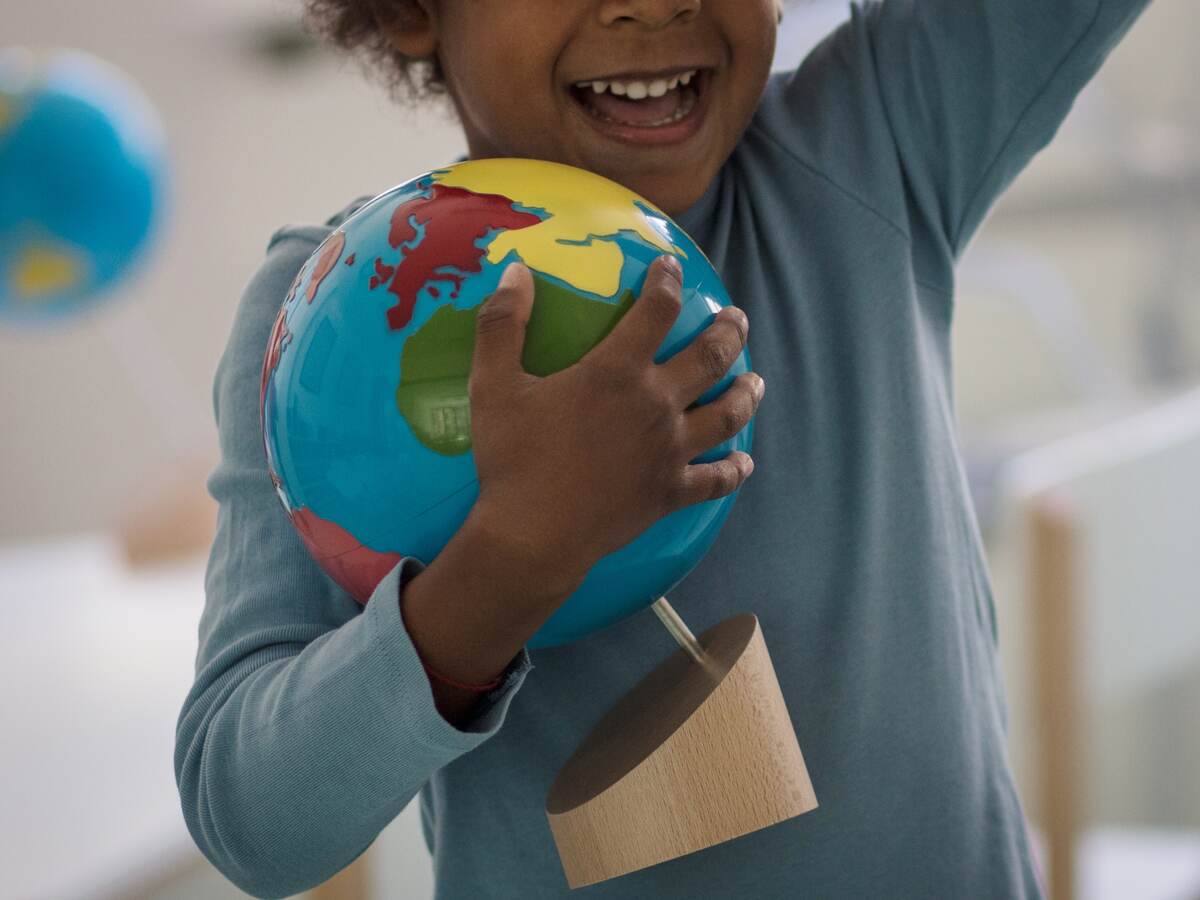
[861,0,1151,259]
[174,232,541,898]
[758,0,1150,282]
[176,237,758,897]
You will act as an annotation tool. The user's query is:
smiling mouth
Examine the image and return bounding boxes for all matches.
[568,68,708,131]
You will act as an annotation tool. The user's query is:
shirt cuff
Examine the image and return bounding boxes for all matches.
[363,556,534,751]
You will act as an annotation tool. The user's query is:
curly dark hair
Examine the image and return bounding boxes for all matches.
[303,0,448,105]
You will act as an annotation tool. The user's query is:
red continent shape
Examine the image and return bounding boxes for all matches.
[370,256,395,290]
[306,231,346,302]
[260,306,292,412]
[285,265,304,303]
[290,506,403,604]
[379,184,542,331]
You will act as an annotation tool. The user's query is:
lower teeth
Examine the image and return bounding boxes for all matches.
[647,90,696,125]
[583,85,697,127]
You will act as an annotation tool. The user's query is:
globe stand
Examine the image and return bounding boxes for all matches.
[545,600,818,889]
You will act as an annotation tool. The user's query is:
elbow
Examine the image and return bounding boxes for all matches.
[175,739,296,897]
[175,703,323,898]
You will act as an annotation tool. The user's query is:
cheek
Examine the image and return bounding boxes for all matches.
[450,35,558,148]
[742,7,778,68]
[726,15,777,112]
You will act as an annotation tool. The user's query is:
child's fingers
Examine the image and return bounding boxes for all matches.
[594,255,683,366]
[681,372,764,457]
[657,304,749,406]
[470,262,535,394]
[669,451,755,511]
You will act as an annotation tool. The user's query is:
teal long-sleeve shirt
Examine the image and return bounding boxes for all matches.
[176,1,1149,897]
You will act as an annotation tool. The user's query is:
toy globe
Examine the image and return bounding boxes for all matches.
[0,47,166,322]
[261,158,753,648]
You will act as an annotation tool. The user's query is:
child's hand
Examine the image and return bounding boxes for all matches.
[465,256,763,583]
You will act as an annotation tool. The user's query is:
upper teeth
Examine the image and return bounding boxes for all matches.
[578,69,696,99]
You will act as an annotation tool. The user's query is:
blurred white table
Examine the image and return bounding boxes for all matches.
[0,534,208,900]
[1077,828,1200,900]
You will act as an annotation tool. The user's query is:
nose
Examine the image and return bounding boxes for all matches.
[597,0,701,29]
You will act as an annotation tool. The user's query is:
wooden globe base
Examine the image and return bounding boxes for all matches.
[545,613,817,889]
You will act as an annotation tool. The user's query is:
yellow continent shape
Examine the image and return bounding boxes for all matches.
[434,158,685,300]
[11,241,87,300]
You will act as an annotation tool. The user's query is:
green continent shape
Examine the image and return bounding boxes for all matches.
[396,271,636,455]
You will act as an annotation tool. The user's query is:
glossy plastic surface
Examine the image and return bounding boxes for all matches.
[262,158,753,648]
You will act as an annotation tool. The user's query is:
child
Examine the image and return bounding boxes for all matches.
[176,1,1149,897]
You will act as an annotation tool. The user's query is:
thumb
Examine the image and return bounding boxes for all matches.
[470,262,535,391]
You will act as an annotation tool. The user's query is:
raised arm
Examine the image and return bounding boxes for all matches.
[864,0,1150,257]
[757,0,1151,280]
[173,229,535,898]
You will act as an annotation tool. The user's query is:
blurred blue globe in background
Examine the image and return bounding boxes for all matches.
[0,47,167,323]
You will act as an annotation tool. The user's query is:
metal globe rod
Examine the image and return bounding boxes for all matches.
[651,595,723,679]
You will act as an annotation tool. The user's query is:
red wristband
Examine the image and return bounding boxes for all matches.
[418,654,503,693]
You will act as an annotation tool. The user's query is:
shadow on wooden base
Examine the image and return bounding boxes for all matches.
[546,613,817,889]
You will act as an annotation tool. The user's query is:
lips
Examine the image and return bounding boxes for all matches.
[568,69,709,144]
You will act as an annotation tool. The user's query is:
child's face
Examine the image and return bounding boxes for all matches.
[407,1,778,216]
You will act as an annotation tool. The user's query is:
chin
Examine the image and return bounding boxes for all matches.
[595,166,711,218]
[639,180,708,219]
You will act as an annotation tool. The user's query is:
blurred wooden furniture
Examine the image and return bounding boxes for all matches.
[999,385,1200,900]
[117,460,217,567]
[310,855,368,900]
[1030,494,1082,900]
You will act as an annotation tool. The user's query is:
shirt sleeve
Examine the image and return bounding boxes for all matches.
[174,223,533,899]
[756,0,1150,283]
